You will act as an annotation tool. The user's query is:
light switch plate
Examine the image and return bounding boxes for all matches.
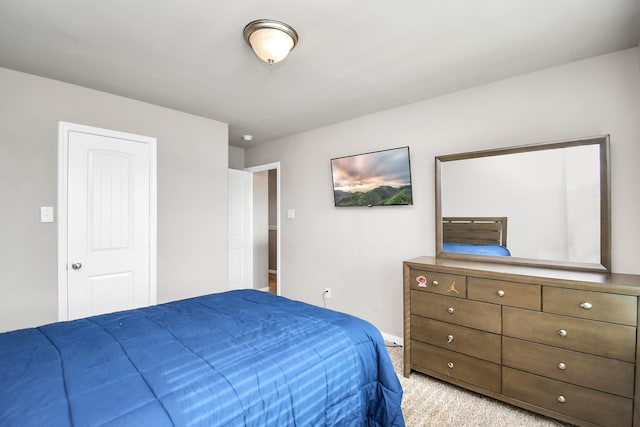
[40,206,54,223]
[287,209,295,219]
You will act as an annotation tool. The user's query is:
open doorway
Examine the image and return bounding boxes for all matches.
[267,169,278,294]
[245,162,280,295]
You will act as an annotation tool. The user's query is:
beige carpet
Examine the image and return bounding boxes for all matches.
[386,345,571,427]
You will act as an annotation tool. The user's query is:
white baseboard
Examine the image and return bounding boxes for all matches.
[381,332,403,346]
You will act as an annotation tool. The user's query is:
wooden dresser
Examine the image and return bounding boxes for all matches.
[404,256,640,427]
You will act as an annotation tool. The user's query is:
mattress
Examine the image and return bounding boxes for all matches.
[0,290,404,426]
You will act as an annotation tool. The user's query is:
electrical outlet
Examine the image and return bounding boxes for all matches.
[324,288,332,299]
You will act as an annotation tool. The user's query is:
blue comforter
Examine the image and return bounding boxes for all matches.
[443,242,511,256]
[0,290,404,426]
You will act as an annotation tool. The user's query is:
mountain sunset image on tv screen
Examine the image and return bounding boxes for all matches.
[331,146,413,207]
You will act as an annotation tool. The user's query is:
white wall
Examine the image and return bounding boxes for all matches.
[0,67,229,332]
[245,48,640,338]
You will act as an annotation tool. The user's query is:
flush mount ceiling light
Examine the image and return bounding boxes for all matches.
[243,19,299,65]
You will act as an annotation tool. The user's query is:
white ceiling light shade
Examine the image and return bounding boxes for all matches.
[243,19,299,65]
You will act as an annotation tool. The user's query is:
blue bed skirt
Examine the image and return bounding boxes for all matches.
[0,290,404,426]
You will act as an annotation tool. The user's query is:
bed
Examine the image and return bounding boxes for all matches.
[0,290,404,426]
[442,216,511,256]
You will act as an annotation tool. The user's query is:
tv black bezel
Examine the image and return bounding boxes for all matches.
[330,146,414,208]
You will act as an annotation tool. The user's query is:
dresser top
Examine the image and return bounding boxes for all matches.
[405,256,640,295]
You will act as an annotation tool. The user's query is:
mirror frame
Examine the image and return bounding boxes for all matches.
[435,135,611,272]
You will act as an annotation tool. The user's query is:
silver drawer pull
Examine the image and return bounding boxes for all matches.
[447,335,454,344]
[580,302,593,310]
[447,307,455,314]
[432,280,439,287]
[558,362,567,370]
[557,395,566,403]
[558,329,568,338]
[497,290,505,297]
[447,362,454,369]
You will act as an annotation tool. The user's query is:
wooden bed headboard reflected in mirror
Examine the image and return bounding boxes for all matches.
[443,217,507,246]
[435,135,611,272]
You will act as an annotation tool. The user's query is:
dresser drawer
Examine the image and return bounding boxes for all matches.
[411,291,501,333]
[503,307,636,362]
[503,337,634,398]
[411,340,501,393]
[503,367,632,427]
[543,287,637,326]
[409,269,467,297]
[411,315,501,363]
[468,277,540,309]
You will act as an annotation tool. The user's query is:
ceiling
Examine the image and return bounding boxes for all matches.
[1,1,638,147]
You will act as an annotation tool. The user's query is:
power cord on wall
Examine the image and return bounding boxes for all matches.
[321,289,329,308]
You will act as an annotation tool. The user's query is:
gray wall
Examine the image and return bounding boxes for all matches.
[228,145,245,170]
[245,48,640,339]
[0,67,229,332]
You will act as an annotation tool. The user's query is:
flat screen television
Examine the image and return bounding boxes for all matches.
[331,146,413,207]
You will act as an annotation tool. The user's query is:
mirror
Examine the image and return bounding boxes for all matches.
[435,135,610,272]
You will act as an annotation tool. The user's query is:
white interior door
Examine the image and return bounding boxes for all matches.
[59,122,156,320]
[228,169,253,289]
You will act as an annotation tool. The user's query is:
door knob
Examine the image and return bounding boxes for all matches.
[71,263,82,270]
